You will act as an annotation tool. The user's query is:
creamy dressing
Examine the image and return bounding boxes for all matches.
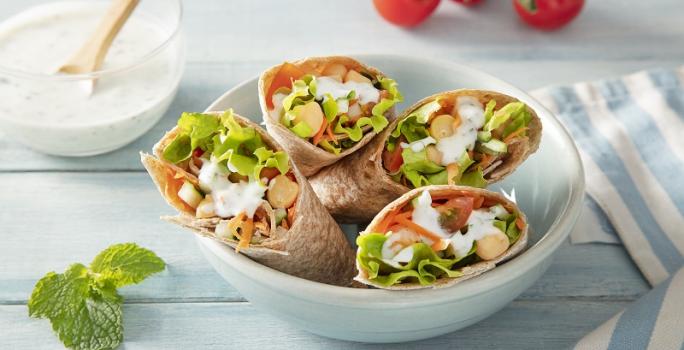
[394,191,507,259]
[435,96,486,165]
[0,2,182,155]
[314,76,379,105]
[198,159,266,218]
[400,136,436,153]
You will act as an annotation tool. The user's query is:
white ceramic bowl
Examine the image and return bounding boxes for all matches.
[197,54,584,343]
[0,0,184,156]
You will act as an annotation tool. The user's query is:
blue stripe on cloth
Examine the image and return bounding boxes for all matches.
[606,271,674,350]
[649,70,684,123]
[598,79,684,215]
[585,195,619,239]
[549,87,683,273]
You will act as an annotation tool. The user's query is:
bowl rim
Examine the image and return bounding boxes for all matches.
[198,53,585,308]
[0,0,183,80]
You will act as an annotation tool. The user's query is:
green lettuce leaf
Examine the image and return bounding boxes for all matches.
[356,233,472,287]
[321,94,338,122]
[290,121,314,138]
[253,147,290,179]
[458,168,488,188]
[484,102,525,132]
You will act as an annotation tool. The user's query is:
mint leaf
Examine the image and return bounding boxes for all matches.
[28,263,90,319]
[28,243,165,350]
[53,288,122,350]
[90,243,166,287]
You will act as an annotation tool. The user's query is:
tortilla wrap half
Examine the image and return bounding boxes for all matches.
[141,111,356,286]
[354,185,529,290]
[309,89,542,223]
[258,56,398,176]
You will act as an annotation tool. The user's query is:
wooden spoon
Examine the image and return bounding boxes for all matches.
[58,0,140,90]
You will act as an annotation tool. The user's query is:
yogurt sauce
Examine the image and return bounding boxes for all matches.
[382,191,508,262]
[314,76,380,105]
[0,1,183,155]
[436,96,486,165]
[198,158,266,218]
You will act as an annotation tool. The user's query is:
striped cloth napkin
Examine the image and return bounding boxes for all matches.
[530,67,684,349]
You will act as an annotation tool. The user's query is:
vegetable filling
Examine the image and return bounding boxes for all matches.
[356,190,525,287]
[267,62,402,154]
[162,110,299,251]
[383,95,532,188]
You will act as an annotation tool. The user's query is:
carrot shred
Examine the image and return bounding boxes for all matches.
[478,153,493,168]
[312,119,327,145]
[325,122,336,143]
[394,215,442,242]
[376,207,401,233]
[236,218,254,253]
[504,127,529,143]
[515,216,525,230]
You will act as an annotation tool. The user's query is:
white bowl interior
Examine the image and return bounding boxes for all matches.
[197,54,584,342]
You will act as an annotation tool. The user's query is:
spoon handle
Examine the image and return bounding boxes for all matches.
[59,0,139,74]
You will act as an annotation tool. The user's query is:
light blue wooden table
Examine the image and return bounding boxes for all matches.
[1,0,681,348]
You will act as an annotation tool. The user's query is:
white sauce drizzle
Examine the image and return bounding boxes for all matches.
[400,136,436,153]
[314,76,379,105]
[197,158,266,218]
[435,96,486,165]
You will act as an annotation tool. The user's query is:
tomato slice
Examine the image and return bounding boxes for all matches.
[265,62,305,110]
[383,144,404,173]
[192,148,205,158]
[259,167,280,181]
[436,197,474,233]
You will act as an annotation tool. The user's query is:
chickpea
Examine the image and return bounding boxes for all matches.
[322,63,348,82]
[292,101,324,137]
[475,232,510,260]
[196,195,216,218]
[267,175,299,209]
[426,145,443,164]
[429,114,456,140]
[344,69,371,84]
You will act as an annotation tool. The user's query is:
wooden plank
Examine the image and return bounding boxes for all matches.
[0,300,628,349]
[0,59,680,172]
[0,172,648,303]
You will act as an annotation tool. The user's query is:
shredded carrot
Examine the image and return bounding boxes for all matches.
[236,218,254,253]
[326,122,336,143]
[394,215,442,242]
[478,153,493,168]
[515,216,525,231]
[430,239,449,252]
[376,207,401,233]
[312,120,327,145]
[504,127,528,143]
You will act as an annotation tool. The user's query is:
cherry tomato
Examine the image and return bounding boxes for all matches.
[383,144,404,173]
[192,147,204,158]
[259,167,281,181]
[451,0,482,6]
[373,0,441,28]
[513,0,584,31]
[437,197,474,233]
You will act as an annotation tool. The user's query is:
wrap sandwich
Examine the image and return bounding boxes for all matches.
[141,109,356,286]
[258,56,403,176]
[355,186,528,289]
[310,90,541,222]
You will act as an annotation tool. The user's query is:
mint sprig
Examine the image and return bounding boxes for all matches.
[28,243,165,350]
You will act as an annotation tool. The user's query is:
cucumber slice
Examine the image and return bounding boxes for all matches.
[478,139,508,155]
[477,130,492,142]
[178,181,203,208]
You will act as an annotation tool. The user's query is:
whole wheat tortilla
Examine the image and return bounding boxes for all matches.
[258,56,397,177]
[141,112,356,286]
[309,89,542,223]
[354,185,529,290]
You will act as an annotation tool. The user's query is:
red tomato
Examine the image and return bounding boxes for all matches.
[383,144,404,173]
[451,0,482,6]
[192,148,205,158]
[373,0,441,28]
[513,0,584,31]
[259,167,280,181]
[437,197,474,232]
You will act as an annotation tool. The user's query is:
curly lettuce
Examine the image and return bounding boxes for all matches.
[162,110,290,181]
[356,233,473,287]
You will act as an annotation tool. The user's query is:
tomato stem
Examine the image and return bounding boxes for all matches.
[517,0,537,12]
